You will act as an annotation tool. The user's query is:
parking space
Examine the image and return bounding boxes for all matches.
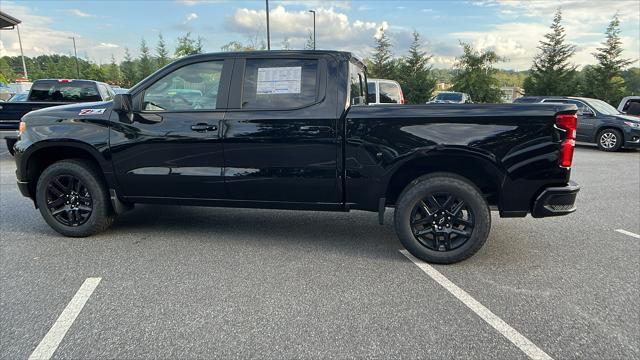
[1,146,638,359]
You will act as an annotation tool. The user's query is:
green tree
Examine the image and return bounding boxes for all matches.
[175,32,203,57]
[304,30,314,50]
[367,27,394,79]
[106,54,122,85]
[523,9,578,96]
[582,14,633,104]
[138,38,155,81]
[451,42,503,103]
[397,31,436,104]
[156,33,170,68]
[622,68,640,95]
[0,57,17,82]
[120,48,137,87]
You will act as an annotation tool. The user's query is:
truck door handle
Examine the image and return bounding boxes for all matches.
[300,125,332,134]
[191,123,217,132]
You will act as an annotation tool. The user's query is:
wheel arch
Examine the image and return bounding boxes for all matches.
[384,151,505,207]
[20,141,113,200]
[594,125,624,143]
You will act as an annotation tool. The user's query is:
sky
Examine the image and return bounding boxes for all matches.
[0,0,638,70]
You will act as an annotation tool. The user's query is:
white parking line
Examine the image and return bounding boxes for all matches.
[28,277,102,360]
[400,250,553,360]
[615,229,640,239]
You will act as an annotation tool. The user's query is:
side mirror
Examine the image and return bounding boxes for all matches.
[112,93,132,113]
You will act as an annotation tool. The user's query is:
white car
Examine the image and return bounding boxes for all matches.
[367,79,405,105]
[618,96,640,116]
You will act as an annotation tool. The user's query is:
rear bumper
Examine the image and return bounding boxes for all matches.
[531,181,580,218]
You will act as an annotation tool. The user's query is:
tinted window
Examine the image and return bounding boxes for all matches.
[367,82,376,103]
[98,84,113,101]
[565,100,591,114]
[29,81,101,102]
[379,82,401,103]
[242,59,318,110]
[435,92,463,102]
[622,99,640,112]
[349,62,366,105]
[143,61,223,111]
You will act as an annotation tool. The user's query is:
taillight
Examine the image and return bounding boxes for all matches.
[556,114,577,168]
[399,88,405,104]
[58,79,71,83]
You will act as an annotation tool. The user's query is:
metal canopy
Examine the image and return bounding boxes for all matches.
[0,11,21,29]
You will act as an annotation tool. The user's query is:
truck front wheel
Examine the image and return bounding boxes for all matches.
[35,159,116,237]
[394,173,491,264]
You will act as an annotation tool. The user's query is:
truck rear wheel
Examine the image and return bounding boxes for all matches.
[35,159,115,237]
[394,173,491,264]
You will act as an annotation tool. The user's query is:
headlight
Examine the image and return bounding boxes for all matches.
[18,121,26,135]
[624,121,640,128]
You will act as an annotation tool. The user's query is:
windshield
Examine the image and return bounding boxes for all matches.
[435,92,462,101]
[588,99,620,115]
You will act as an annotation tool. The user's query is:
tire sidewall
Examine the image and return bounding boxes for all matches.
[395,176,491,263]
[597,129,622,152]
[36,160,110,237]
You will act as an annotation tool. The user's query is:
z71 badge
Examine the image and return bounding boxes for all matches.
[79,108,106,115]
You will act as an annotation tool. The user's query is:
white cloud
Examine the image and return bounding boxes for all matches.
[185,12,198,21]
[0,2,125,64]
[67,9,95,17]
[226,5,387,56]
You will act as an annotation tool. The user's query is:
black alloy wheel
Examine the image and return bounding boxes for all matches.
[45,174,93,227]
[410,192,474,252]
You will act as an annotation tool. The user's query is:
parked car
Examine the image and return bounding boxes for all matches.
[367,78,405,104]
[514,96,640,151]
[0,79,116,155]
[14,50,580,264]
[428,91,473,104]
[7,92,28,102]
[618,96,640,116]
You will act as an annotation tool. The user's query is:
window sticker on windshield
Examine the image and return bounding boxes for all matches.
[256,67,301,94]
[78,108,106,115]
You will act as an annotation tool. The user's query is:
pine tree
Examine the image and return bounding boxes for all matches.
[523,9,578,96]
[304,31,314,50]
[582,14,633,104]
[107,54,122,85]
[120,47,137,87]
[156,33,170,68]
[398,31,436,104]
[175,32,203,57]
[451,42,503,103]
[138,38,154,81]
[368,27,394,79]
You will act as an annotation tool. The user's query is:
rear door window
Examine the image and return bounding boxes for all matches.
[379,82,401,103]
[367,82,377,103]
[242,58,318,110]
[349,61,366,105]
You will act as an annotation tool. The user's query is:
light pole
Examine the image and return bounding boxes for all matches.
[308,10,316,50]
[68,36,80,78]
[15,24,28,79]
[265,0,271,50]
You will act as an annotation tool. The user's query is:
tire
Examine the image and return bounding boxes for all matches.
[597,128,623,152]
[394,173,491,264]
[35,159,115,237]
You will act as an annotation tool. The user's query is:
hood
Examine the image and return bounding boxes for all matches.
[22,101,113,123]
[613,114,640,123]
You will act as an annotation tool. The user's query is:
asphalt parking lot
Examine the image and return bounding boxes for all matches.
[1,145,638,359]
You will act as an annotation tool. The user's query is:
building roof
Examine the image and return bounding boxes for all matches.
[0,11,21,29]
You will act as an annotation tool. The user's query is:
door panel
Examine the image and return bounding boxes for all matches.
[222,56,340,204]
[223,113,339,203]
[110,59,231,200]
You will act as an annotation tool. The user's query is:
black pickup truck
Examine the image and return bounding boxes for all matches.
[14,51,580,264]
[0,79,116,154]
